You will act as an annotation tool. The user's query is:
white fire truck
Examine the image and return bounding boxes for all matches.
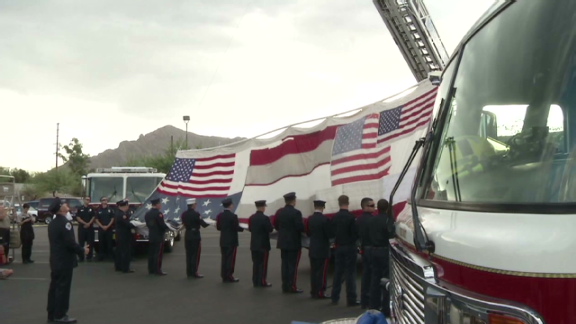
[84,167,179,252]
[388,1,575,324]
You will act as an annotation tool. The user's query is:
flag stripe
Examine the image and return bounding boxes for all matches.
[250,126,338,166]
[331,167,390,186]
[331,155,391,177]
[330,146,391,166]
[245,162,330,187]
[161,180,231,191]
[193,161,235,170]
[377,112,432,143]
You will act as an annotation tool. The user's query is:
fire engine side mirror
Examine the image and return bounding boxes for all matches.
[428,71,442,86]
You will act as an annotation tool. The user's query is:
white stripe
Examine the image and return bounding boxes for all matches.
[332,146,383,160]
[187,173,234,182]
[331,151,390,173]
[191,165,235,175]
[195,156,236,166]
[331,160,391,182]
[402,91,437,111]
[378,110,431,141]
[159,183,229,196]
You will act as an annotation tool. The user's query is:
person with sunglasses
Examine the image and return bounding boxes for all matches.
[356,197,376,309]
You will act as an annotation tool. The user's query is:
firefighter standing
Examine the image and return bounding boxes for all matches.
[182,198,209,278]
[76,198,95,262]
[114,199,135,273]
[216,197,244,283]
[356,197,375,309]
[18,203,35,264]
[367,198,395,314]
[306,200,333,299]
[274,192,305,293]
[46,197,88,324]
[248,200,273,288]
[330,195,359,306]
[145,198,169,275]
[95,197,114,261]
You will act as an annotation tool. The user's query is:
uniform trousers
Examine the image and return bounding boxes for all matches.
[78,227,94,261]
[115,238,132,272]
[251,249,270,286]
[369,246,390,314]
[185,239,202,277]
[280,249,301,291]
[309,257,329,297]
[220,246,237,280]
[361,248,373,307]
[47,268,73,319]
[97,230,114,261]
[331,245,358,303]
[148,240,164,274]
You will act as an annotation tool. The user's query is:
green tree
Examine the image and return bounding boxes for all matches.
[32,168,83,197]
[10,168,32,183]
[58,138,90,177]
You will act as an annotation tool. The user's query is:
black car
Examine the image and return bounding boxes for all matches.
[36,197,83,224]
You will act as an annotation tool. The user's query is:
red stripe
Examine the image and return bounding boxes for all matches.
[262,251,269,286]
[245,162,330,187]
[292,249,301,290]
[331,146,391,166]
[250,126,337,166]
[377,113,432,143]
[400,102,434,122]
[402,88,438,107]
[160,182,231,192]
[362,132,378,140]
[193,161,235,169]
[157,188,229,199]
[331,155,391,176]
[197,153,235,161]
[187,178,233,185]
[196,242,202,275]
[331,167,390,186]
[189,170,234,178]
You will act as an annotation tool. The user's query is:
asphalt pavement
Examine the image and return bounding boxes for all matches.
[1,224,365,324]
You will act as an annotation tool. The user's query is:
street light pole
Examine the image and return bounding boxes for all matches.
[183,115,190,149]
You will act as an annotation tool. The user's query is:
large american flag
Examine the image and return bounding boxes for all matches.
[131,153,242,222]
[330,113,389,186]
[157,154,235,198]
[378,88,437,143]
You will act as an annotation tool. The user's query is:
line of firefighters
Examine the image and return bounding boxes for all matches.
[75,192,395,314]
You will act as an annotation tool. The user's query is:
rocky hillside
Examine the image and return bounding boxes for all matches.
[88,125,244,169]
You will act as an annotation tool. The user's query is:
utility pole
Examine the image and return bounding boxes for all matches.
[183,115,190,149]
[55,122,60,170]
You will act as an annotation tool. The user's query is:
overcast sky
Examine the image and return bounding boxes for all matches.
[1,0,493,172]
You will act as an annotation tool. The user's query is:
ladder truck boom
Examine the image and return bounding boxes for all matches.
[373,0,449,82]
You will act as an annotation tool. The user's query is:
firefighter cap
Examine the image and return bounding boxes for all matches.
[186,198,196,205]
[255,200,267,207]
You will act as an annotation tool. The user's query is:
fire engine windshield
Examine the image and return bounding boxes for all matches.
[422,1,576,210]
[126,176,163,203]
[90,177,123,203]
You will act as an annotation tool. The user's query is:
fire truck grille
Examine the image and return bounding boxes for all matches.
[391,259,425,324]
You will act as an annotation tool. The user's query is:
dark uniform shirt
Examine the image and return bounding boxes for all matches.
[97,206,114,231]
[356,212,374,249]
[114,209,134,242]
[216,209,244,247]
[332,208,357,247]
[77,205,96,224]
[367,213,395,247]
[144,208,169,243]
[306,211,333,259]
[48,214,84,271]
[182,209,209,241]
[248,211,273,251]
[274,205,305,250]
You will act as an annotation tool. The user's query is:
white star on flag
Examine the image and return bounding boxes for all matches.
[204,209,212,216]
[174,207,180,214]
[164,208,171,214]
[203,199,211,207]
[145,203,152,210]
[162,197,169,204]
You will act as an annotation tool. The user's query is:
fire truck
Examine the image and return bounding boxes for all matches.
[84,167,179,252]
[388,1,576,324]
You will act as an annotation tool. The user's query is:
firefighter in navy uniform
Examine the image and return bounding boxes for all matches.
[356,197,376,309]
[216,197,244,283]
[367,198,395,315]
[181,198,209,278]
[114,199,136,273]
[330,195,359,306]
[95,197,114,261]
[306,200,333,299]
[145,198,170,275]
[76,198,95,262]
[46,198,89,324]
[274,192,305,293]
[248,200,273,288]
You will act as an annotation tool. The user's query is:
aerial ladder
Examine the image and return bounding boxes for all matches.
[373,0,449,82]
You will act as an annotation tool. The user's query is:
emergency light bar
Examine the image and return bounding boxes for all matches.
[95,167,158,173]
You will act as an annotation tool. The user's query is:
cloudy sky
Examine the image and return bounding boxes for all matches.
[1,0,493,172]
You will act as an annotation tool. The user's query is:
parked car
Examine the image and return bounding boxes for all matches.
[36,197,83,224]
[25,200,40,210]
